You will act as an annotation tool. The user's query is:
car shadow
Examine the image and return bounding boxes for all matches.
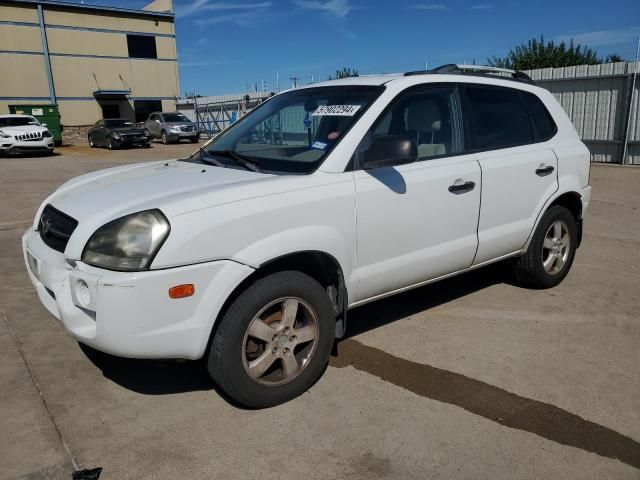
[79,262,512,399]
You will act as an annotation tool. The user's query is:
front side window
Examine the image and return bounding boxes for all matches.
[465,86,534,150]
[355,86,462,167]
[189,86,383,173]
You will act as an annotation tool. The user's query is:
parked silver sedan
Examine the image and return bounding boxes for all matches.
[144,112,200,144]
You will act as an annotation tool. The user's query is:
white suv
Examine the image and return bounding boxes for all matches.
[22,65,591,407]
[0,114,55,155]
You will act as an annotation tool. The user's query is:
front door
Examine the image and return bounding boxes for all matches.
[353,85,481,302]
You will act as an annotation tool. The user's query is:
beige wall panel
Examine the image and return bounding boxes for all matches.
[0,53,49,97]
[0,24,42,52]
[161,99,177,112]
[43,10,174,35]
[50,56,133,96]
[46,29,128,57]
[50,56,178,98]
[156,36,176,59]
[0,5,38,23]
[130,61,179,97]
[57,100,102,126]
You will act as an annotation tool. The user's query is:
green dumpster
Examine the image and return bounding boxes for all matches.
[9,104,62,145]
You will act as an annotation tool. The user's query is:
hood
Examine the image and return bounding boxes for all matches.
[0,124,47,135]
[164,122,194,127]
[40,159,279,258]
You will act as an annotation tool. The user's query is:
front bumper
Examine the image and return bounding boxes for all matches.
[22,228,253,359]
[114,136,149,147]
[0,138,54,154]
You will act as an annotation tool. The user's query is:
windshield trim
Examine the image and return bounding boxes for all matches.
[182,85,386,175]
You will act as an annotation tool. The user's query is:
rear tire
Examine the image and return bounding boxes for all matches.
[208,271,335,408]
[514,205,577,289]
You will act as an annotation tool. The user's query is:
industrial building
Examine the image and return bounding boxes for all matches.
[0,0,179,143]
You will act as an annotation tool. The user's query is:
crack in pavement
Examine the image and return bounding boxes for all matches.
[2,309,79,473]
[330,338,640,470]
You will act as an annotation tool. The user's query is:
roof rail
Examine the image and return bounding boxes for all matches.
[405,64,534,84]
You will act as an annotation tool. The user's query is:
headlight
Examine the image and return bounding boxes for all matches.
[169,126,181,132]
[0,130,11,139]
[82,210,170,271]
[112,132,121,139]
[42,130,52,138]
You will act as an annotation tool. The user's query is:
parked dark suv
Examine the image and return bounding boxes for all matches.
[144,112,199,144]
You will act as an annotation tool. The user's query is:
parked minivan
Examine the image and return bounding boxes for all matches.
[23,65,591,408]
[144,111,199,144]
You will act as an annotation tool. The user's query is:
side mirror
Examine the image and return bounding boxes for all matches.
[362,135,417,169]
[155,119,161,124]
[41,123,48,127]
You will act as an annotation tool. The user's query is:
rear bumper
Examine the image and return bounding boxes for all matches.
[22,228,254,360]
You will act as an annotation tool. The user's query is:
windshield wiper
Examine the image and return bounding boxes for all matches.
[209,150,262,173]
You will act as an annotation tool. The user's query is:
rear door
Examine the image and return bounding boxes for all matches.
[460,84,558,264]
[353,85,481,301]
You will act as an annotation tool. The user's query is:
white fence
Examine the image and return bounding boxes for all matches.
[525,62,640,164]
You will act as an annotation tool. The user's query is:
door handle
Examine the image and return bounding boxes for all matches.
[448,180,476,194]
[536,165,555,177]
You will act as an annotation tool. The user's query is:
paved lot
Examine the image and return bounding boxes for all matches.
[0,145,639,479]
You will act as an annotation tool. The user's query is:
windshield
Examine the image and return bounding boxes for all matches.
[0,116,39,127]
[104,119,134,128]
[191,85,383,173]
[163,113,190,123]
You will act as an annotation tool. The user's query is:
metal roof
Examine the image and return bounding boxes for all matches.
[2,0,174,18]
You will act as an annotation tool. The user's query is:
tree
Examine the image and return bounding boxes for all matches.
[605,53,623,63]
[488,35,601,70]
[330,67,359,79]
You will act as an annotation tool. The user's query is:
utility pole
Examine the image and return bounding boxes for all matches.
[621,34,640,165]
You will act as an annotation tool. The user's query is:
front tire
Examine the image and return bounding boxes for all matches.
[208,271,335,408]
[88,135,96,148]
[514,205,577,289]
[161,131,169,144]
[106,136,116,150]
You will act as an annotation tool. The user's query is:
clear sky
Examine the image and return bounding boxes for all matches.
[71,0,640,95]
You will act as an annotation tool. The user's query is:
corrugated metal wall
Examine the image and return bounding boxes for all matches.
[525,61,640,164]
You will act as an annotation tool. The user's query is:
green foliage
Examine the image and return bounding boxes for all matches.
[330,67,359,79]
[487,35,610,70]
[605,53,623,63]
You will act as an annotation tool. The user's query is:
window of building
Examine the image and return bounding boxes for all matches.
[520,91,557,141]
[134,100,163,122]
[464,86,534,150]
[126,34,157,59]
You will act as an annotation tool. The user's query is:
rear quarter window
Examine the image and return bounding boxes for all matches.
[520,91,557,141]
[464,86,534,150]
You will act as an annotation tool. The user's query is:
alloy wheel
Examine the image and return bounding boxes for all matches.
[242,297,319,386]
[542,219,570,275]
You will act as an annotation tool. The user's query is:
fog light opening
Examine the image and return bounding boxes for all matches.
[76,279,91,307]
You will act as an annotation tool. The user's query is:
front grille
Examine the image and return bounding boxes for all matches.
[16,132,43,141]
[39,205,78,253]
[180,125,194,132]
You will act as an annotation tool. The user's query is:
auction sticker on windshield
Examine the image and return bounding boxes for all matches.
[312,105,361,116]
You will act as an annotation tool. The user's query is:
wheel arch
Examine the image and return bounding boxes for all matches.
[208,250,349,357]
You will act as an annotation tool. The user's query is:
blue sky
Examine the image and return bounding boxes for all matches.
[75,0,640,95]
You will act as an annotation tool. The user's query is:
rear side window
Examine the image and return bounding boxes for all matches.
[465,86,534,150]
[520,91,557,141]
